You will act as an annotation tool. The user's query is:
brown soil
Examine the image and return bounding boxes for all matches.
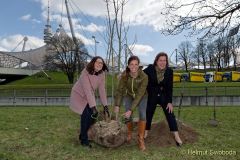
[128,120,199,147]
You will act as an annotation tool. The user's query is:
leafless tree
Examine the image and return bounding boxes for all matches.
[230,35,240,70]
[178,41,193,72]
[213,36,225,71]
[196,39,207,72]
[104,0,130,72]
[162,0,240,38]
[44,30,87,84]
[222,37,232,68]
[206,43,215,69]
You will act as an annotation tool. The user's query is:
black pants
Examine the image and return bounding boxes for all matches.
[80,104,94,145]
[146,95,178,131]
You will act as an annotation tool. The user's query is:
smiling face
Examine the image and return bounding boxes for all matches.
[128,59,139,74]
[94,58,103,72]
[156,55,167,70]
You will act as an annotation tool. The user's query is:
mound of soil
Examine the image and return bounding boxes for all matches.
[128,120,199,147]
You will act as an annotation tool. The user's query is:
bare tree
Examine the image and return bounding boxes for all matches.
[104,0,116,69]
[230,35,240,70]
[223,37,232,68]
[162,0,240,38]
[178,41,193,72]
[196,39,208,72]
[206,43,215,69]
[214,36,225,71]
[104,0,130,72]
[44,29,87,84]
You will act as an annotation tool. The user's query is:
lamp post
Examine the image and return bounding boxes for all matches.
[92,36,99,56]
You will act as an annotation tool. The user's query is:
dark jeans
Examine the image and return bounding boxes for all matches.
[146,95,178,131]
[80,104,94,145]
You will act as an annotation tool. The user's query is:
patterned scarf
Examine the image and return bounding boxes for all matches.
[155,66,165,83]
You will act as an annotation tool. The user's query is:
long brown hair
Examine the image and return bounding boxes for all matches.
[126,55,140,75]
[154,52,169,67]
[86,56,108,75]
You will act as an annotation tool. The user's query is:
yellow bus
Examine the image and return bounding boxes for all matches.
[215,72,224,81]
[231,71,240,81]
[189,72,205,82]
[173,73,181,82]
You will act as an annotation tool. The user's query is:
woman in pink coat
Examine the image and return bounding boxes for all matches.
[70,56,109,148]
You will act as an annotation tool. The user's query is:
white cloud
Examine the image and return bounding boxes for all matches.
[74,33,94,46]
[0,46,8,51]
[20,14,41,24]
[129,44,154,56]
[49,14,104,33]
[39,0,106,17]
[37,0,169,30]
[20,14,32,21]
[37,0,168,31]
[0,34,44,52]
[32,18,41,24]
[80,23,105,33]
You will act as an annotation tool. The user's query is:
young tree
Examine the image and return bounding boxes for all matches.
[104,0,130,72]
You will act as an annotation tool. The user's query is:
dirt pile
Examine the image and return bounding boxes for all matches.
[129,120,199,147]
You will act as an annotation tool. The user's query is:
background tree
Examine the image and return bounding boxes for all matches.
[214,36,225,71]
[44,27,87,84]
[206,42,215,69]
[178,41,193,72]
[230,35,240,70]
[162,0,240,38]
[198,39,207,72]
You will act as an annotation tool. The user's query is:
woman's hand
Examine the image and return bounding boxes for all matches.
[166,103,173,113]
[103,105,110,118]
[114,106,120,113]
[123,110,132,119]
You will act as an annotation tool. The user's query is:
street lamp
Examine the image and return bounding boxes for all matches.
[92,35,99,56]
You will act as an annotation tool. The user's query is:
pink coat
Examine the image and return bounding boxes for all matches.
[69,68,108,115]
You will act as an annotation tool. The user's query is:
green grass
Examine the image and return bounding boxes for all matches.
[0,106,239,160]
[7,71,70,85]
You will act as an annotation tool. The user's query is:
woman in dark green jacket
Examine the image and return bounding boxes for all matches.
[114,55,148,151]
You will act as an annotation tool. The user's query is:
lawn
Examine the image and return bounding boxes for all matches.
[0,106,239,160]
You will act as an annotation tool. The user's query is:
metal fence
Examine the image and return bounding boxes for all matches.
[173,86,240,96]
[0,87,240,106]
[0,86,240,98]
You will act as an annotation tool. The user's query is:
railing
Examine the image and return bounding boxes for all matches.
[173,86,240,96]
[0,86,240,98]
[0,88,71,98]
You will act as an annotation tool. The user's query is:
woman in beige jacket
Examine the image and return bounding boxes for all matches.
[70,56,109,148]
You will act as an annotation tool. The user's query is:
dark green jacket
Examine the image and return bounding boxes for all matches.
[114,69,148,111]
